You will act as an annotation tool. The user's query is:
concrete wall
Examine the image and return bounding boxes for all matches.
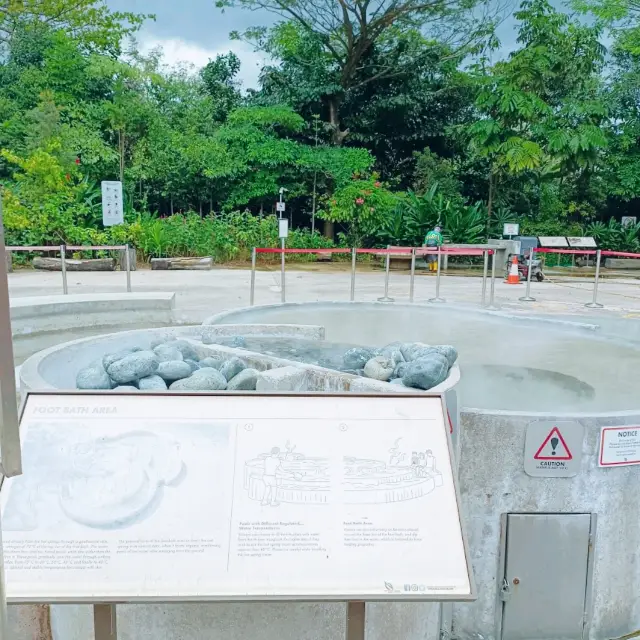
[454,408,640,640]
[10,293,176,337]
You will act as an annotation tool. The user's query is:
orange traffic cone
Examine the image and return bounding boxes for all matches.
[506,255,521,284]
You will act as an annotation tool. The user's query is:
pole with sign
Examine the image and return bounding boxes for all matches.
[277,189,288,303]
[503,223,520,240]
[102,181,124,227]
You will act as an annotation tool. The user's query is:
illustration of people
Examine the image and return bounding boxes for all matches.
[261,447,303,507]
[262,447,283,506]
[425,450,436,471]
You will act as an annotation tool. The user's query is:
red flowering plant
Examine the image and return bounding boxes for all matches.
[318,174,398,245]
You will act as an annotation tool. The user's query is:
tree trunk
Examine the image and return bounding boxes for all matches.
[199,201,203,216]
[323,95,347,240]
[170,194,174,216]
[487,171,496,234]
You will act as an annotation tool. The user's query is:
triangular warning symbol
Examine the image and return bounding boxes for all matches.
[534,427,572,460]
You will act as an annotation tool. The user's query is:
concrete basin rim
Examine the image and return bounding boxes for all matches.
[205,300,602,334]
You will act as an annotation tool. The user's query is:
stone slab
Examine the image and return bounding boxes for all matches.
[256,366,309,391]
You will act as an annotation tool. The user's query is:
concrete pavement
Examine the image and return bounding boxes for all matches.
[7,266,640,334]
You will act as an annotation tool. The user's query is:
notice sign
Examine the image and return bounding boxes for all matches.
[524,420,584,477]
[101,181,124,227]
[503,223,520,237]
[538,236,568,248]
[599,426,640,467]
[1,392,473,603]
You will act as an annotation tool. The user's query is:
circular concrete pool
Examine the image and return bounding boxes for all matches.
[205,302,640,413]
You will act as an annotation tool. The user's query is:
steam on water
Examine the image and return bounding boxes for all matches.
[218,303,640,413]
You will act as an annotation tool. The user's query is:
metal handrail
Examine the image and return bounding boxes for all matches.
[5,244,132,294]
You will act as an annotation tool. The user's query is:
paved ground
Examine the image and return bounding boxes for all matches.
[7,265,640,338]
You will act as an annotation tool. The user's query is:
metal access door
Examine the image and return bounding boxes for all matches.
[498,513,596,640]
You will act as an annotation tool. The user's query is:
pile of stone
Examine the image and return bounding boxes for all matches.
[76,339,258,392]
[341,342,457,390]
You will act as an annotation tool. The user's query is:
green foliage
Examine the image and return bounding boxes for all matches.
[318,176,399,245]
[129,212,334,261]
[585,218,640,252]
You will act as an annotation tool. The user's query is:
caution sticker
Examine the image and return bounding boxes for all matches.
[524,421,584,477]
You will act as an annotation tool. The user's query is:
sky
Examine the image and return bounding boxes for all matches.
[105,0,531,89]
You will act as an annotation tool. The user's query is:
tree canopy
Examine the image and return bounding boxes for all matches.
[1,0,640,255]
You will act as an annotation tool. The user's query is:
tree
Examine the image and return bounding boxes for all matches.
[466,0,608,221]
[220,0,494,144]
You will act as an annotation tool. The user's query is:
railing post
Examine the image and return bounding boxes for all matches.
[125,244,132,293]
[519,248,536,302]
[377,248,394,302]
[250,248,256,307]
[585,249,604,309]
[60,244,68,295]
[409,248,416,303]
[350,248,356,302]
[481,249,489,306]
[429,247,445,303]
[487,250,499,310]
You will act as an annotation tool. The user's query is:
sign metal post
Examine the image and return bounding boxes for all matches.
[0,190,22,640]
[519,248,536,302]
[277,190,287,303]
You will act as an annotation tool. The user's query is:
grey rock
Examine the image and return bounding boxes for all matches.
[402,354,449,390]
[379,344,405,364]
[226,368,259,391]
[138,375,168,391]
[153,344,184,363]
[157,360,193,382]
[343,347,376,370]
[399,342,431,362]
[173,339,200,361]
[433,345,458,367]
[76,363,112,390]
[113,385,138,391]
[200,356,225,370]
[412,347,439,362]
[150,338,171,350]
[229,336,246,348]
[390,378,406,386]
[185,359,201,372]
[220,357,246,382]
[393,362,409,380]
[170,368,227,391]
[363,356,395,381]
[107,351,159,384]
[102,349,136,370]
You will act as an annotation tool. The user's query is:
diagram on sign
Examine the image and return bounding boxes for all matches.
[3,429,185,531]
[243,438,443,507]
[534,427,572,461]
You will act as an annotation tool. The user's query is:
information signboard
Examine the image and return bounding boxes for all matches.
[599,426,640,467]
[503,223,520,237]
[278,219,289,239]
[1,392,473,604]
[101,181,124,227]
[538,236,569,248]
[567,237,597,248]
